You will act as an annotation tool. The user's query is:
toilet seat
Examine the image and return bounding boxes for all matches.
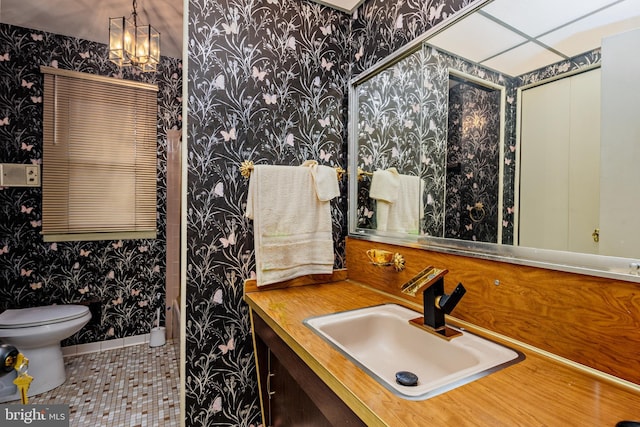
[0,305,90,328]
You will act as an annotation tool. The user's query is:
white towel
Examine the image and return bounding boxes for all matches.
[245,163,339,286]
[369,168,423,234]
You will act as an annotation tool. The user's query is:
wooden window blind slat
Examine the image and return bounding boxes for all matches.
[42,68,158,241]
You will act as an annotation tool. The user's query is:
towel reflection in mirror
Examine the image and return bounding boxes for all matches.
[369,167,424,234]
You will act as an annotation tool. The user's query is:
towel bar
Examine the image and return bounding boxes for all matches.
[241,160,345,180]
[357,167,374,181]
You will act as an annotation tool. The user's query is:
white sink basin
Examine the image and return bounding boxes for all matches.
[304,304,523,400]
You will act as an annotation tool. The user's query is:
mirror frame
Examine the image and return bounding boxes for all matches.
[348,0,640,284]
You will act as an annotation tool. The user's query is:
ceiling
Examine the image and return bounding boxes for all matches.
[0,0,362,62]
[0,0,184,59]
[427,0,640,77]
[2,0,636,74]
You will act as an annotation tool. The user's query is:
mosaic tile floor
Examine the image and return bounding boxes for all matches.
[15,341,180,426]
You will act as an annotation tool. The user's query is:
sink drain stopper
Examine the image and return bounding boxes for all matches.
[395,371,418,387]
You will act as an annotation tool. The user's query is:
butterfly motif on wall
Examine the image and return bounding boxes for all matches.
[219,336,235,354]
[20,268,33,277]
[221,127,236,142]
[30,282,42,290]
[313,76,320,87]
[112,296,123,305]
[21,79,34,89]
[0,117,9,125]
[80,249,91,257]
[211,396,222,413]
[404,120,413,129]
[286,36,296,50]
[429,4,445,21]
[284,133,294,147]
[392,147,400,158]
[213,75,225,90]
[364,124,374,134]
[78,286,89,294]
[395,14,403,29]
[363,154,372,166]
[112,240,123,249]
[30,220,41,227]
[318,117,329,127]
[252,66,267,81]
[131,289,141,296]
[320,149,331,162]
[321,57,333,71]
[465,223,473,231]
[220,231,235,248]
[138,245,148,252]
[138,300,148,307]
[320,25,331,36]
[213,288,223,305]
[79,52,90,59]
[222,21,239,35]
[363,207,374,218]
[263,93,277,105]
[21,205,33,214]
[355,45,364,61]
[0,53,9,61]
[49,243,57,251]
[30,96,41,103]
[0,245,8,255]
[21,143,33,151]
[31,33,43,41]
[107,270,115,279]
[213,182,224,197]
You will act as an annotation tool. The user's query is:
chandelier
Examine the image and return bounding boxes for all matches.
[109,0,160,72]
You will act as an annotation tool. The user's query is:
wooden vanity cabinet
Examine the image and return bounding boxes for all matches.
[251,311,366,427]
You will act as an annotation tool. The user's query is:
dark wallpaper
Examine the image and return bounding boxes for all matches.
[0,23,182,345]
[186,0,472,424]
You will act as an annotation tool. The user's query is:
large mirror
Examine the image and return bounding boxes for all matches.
[349,0,640,281]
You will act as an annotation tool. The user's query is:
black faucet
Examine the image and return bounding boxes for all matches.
[423,278,466,331]
[401,266,466,338]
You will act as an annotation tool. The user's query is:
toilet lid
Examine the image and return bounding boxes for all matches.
[0,305,90,328]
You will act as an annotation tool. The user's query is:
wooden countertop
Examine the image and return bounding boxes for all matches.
[245,279,640,426]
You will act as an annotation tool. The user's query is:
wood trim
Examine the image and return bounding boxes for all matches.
[346,237,640,385]
[249,310,268,427]
[245,281,640,426]
[244,269,348,294]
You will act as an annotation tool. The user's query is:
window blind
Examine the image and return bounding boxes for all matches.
[41,66,158,242]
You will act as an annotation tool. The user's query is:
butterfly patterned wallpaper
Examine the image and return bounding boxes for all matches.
[186,0,474,424]
[355,42,514,239]
[0,23,182,345]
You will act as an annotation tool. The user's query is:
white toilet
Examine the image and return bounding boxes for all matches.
[0,304,91,402]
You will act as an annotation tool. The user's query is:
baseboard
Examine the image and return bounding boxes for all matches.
[62,334,161,357]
